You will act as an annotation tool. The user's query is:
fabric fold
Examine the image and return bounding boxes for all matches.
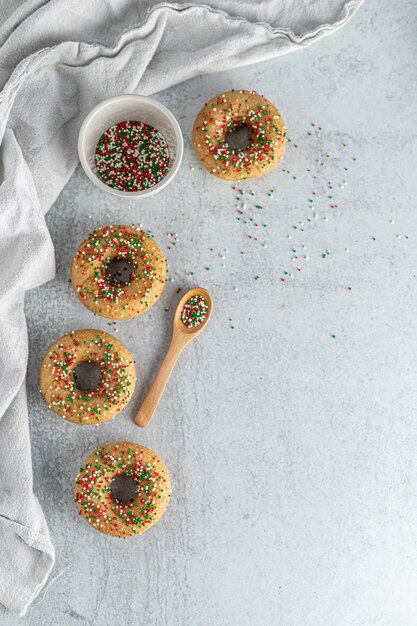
[0,512,55,617]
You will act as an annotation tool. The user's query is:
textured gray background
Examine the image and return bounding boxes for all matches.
[2,0,417,624]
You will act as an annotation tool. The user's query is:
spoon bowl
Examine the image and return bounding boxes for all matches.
[135,287,213,428]
[173,287,213,339]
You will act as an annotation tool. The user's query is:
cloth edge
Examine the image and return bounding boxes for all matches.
[0,515,55,617]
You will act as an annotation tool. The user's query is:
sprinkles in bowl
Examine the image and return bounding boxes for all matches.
[95,120,170,192]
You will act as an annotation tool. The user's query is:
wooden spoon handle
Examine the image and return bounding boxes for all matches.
[135,336,186,428]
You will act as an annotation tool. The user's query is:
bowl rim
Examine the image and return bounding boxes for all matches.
[77,94,184,199]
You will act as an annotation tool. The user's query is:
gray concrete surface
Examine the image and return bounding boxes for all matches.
[2,1,417,624]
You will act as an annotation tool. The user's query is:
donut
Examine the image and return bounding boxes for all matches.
[40,329,136,425]
[192,89,286,181]
[74,442,171,537]
[70,224,167,319]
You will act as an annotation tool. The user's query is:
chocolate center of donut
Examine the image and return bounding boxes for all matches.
[106,257,133,285]
[110,473,138,504]
[73,361,102,392]
[225,124,252,151]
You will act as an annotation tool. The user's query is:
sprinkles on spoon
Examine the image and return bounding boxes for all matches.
[181,295,209,328]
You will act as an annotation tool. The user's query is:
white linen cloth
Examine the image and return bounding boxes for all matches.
[0,0,363,616]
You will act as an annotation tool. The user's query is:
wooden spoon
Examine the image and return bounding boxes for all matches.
[135,287,213,428]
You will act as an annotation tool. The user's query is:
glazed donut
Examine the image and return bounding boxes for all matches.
[40,329,136,425]
[75,442,171,537]
[70,224,167,319]
[192,89,286,181]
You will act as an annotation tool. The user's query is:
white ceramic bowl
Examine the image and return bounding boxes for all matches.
[78,94,183,198]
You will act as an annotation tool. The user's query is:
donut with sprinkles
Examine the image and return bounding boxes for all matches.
[192,89,286,181]
[40,329,136,425]
[75,442,171,537]
[70,224,167,319]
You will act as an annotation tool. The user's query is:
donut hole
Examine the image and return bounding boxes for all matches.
[110,473,138,504]
[225,124,252,151]
[106,257,134,285]
[73,361,101,392]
